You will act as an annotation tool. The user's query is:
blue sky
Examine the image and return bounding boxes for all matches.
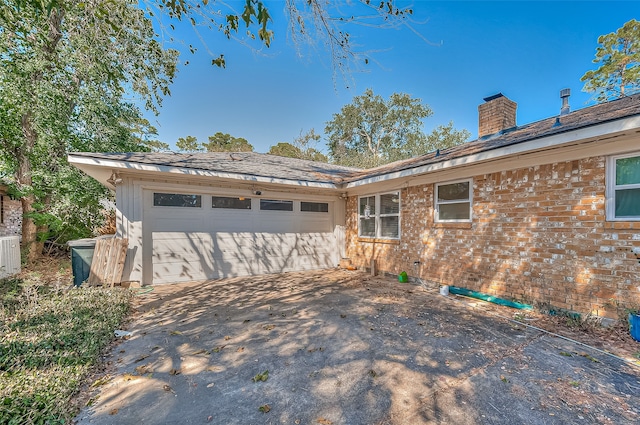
[145,1,639,154]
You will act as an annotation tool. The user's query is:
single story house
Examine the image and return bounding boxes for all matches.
[0,184,22,240]
[68,92,640,318]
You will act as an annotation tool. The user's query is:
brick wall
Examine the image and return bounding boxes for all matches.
[0,195,22,239]
[478,95,517,138]
[345,156,640,319]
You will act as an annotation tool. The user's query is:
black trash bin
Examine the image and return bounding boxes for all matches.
[68,238,97,287]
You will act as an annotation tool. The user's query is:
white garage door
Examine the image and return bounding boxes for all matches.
[143,191,338,284]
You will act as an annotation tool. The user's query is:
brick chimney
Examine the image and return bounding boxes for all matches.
[478,93,517,138]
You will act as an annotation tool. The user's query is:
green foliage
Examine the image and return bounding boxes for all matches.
[176,135,202,152]
[268,142,303,158]
[386,121,470,164]
[326,89,468,168]
[0,0,179,249]
[267,129,328,162]
[0,275,132,425]
[177,132,254,152]
[252,370,269,382]
[203,132,254,152]
[141,1,415,76]
[581,19,640,102]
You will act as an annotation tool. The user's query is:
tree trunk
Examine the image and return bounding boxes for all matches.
[20,195,42,262]
[17,113,43,262]
[13,8,65,262]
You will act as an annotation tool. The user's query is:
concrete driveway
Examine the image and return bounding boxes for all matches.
[75,270,640,425]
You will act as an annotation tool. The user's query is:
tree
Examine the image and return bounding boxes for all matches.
[129,118,170,152]
[0,0,178,260]
[176,135,202,152]
[581,19,640,102]
[202,132,254,152]
[292,129,328,162]
[387,121,470,163]
[326,89,432,168]
[268,143,303,158]
[3,0,420,261]
[326,90,469,168]
[268,129,328,162]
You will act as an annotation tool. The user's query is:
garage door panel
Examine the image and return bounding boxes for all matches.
[152,217,206,232]
[152,233,212,256]
[145,191,338,284]
[298,217,331,233]
[151,260,204,283]
[208,262,261,278]
[207,212,254,232]
[295,253,333,268]
[253,215,297,233]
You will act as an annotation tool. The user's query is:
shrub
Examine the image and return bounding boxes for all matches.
[0,277,131,424]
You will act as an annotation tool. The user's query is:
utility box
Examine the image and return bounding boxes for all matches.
[0,236,21,279]
[68,238,98,287]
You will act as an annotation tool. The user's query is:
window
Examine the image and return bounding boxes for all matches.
[153,193,202,207]
[212,196,251,209]
[607,153,640,220]
[301,201,329,212]
[435,179,472,222]
[358,192,400,239]
[260,199,293,211]
[0,195,4,224]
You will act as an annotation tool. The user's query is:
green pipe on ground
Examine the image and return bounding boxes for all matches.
[448,286,533,310]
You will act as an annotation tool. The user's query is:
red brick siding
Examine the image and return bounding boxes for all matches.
[345,157,640,319]
[0,196,22,239]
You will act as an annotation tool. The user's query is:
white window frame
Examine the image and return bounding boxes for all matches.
[606,152,640,221]
[358,192,401,240]
[434,178,473,223]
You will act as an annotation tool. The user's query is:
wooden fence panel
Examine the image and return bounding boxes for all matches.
[87,238,128,287]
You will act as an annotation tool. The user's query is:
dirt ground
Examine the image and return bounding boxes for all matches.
[72,269,640,425]
[439,285,640,364]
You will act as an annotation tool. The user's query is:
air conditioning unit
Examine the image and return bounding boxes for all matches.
[0,236,20,279]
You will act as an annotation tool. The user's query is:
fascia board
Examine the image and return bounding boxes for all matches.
[67,155,340,190]
[345,116,640,189]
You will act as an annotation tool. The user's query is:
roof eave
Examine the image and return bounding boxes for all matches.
[67,155,342,190]
[345,115,640,189]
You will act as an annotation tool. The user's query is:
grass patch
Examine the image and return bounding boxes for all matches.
[0,274,132,424]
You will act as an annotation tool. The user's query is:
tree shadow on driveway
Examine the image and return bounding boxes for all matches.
[76,270,640,425]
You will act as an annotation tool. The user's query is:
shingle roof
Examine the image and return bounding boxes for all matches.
[345,94,640,182]
[68,151,360,184]
[70,94,640,187]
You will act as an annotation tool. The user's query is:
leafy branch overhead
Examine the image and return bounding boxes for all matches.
[1,0,421,260]
[0,0,178,260]
[138,1,415,73]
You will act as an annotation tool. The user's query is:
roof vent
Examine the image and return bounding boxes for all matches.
[560,88,571,116]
